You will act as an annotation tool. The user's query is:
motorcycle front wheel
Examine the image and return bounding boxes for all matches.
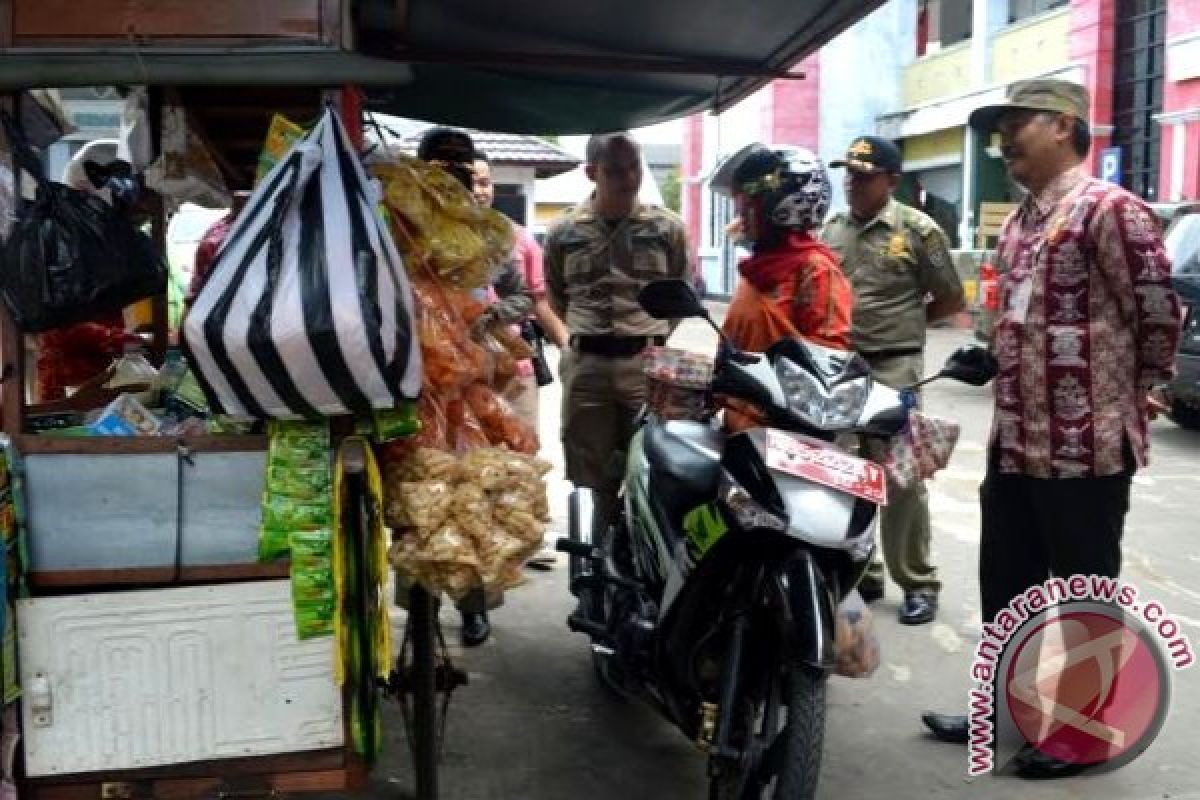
[709,662,827,800]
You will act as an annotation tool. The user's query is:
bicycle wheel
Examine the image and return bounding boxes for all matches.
[408,584,439,799]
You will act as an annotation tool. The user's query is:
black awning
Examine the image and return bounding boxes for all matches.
[0,0,885,134]
[358,0,886,133]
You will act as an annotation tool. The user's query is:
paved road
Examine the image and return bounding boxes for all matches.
[370,320,1200,800]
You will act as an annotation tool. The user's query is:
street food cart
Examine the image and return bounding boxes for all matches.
[0,1,886,798]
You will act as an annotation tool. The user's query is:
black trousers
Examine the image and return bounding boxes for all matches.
[978,450,1134,622]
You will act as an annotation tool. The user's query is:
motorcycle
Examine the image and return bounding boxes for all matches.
[558,279,996,799]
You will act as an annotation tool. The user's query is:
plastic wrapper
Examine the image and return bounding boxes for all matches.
[259,421,331,561]
[479,331,516,391]
[385,480,453,530]
[262,495,332,531]
[884,411,961,489]
[88,393,162,436]
[372,156,515,290]
[257,114,306,185]
[463,383,538,454]
[389,447,459,483]
[458,447,511,491]
[266,465,331,503]
[383,446,550,597]
[144,104,230,209]
[477,532,539,587]
[644,346,715,423]
[372,402,420,442]
[412,280,485,395]
[450,400,492,451]
[390,523,482,602]
[104,353,159,404]
[834,589,881,679]
[290,528,334,639]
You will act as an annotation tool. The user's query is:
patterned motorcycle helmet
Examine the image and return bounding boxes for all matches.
[710,143,832,244]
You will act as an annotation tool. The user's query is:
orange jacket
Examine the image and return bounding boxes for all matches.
[720,232,853,433]
[721,231,852,353]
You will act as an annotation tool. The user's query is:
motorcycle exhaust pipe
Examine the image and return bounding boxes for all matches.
[566,488,597,585]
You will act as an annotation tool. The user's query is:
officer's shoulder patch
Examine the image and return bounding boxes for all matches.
[900,206,939,236]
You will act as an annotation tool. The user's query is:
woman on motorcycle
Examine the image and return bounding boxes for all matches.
[711,143,853,430]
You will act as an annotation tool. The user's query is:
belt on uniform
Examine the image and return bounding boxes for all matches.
[570,334,666,358]
[859,346,923,360]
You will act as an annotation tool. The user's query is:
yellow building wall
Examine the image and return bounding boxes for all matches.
[990,9,1071,85]
[902,128,964,164]
[534,203,571,227]
[903,42,972,106]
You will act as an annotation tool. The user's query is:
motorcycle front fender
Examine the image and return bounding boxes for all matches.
[764,549,837,672]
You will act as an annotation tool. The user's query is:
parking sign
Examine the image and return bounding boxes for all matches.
[1100,147,1123,184]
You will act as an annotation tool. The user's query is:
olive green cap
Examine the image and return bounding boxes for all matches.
[968,79,1091,133]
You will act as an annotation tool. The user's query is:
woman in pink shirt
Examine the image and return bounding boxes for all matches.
[473,155,568,432]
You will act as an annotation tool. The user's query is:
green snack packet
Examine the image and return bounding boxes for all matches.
[258,527,292,562]
[291,569,335,603]
[372,403,420,442]
[262,495,331,531]
[293,600,335,639]
[268,420,331,449]
[266,465,332,501]
[289,528,333,557]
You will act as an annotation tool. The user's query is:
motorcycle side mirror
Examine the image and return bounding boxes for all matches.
[638,279,707,321]
[938,345,998,386]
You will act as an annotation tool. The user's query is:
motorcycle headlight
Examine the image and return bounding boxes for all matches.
[719,474,787,533]
[775,358,868,430]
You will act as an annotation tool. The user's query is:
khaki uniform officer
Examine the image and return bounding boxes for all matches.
[822,135,965,625]
[544,132,690,536]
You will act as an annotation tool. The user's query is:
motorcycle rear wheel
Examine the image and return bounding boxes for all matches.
[590,521,635,699]
[709,663,827,800]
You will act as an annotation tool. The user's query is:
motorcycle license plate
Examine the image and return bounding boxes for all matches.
[763,429,887,506]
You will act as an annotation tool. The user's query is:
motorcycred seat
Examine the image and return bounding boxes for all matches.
[644,418,724,522]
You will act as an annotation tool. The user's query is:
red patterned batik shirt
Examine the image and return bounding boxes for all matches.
[990,167,1182,478]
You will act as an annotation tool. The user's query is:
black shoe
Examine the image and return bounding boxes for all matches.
[1014,746,1088,780]
[921,712,969,744]
[899,590,937,625]
[461,611,491,647]
[857,582,884,604]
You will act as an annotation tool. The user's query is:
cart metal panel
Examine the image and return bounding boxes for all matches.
[17,580,343,776]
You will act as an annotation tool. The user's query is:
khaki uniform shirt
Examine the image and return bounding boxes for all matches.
[821,198,963,353]
[544,199,690,337]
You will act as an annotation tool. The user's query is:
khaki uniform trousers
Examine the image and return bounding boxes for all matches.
[560,347,648,537]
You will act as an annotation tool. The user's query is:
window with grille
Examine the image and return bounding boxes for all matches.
[1007,0,1068,24]
[1112,0,1166,201]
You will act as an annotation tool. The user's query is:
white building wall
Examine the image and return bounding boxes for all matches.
[818,0,918,213]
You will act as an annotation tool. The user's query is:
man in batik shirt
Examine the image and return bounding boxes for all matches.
[921,79,1182,778]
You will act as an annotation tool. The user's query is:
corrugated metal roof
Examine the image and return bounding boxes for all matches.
[369,115,580,178]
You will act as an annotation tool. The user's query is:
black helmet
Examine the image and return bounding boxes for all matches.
[711,143,832,244]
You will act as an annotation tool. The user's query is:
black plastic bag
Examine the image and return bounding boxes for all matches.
[0,113,165,333]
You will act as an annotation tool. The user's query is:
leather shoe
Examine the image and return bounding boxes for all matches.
[921,712,968,744]
[857,582,884,604]
[461,611,491,647]
[1014,746,1088,780]
[899,590,937,625]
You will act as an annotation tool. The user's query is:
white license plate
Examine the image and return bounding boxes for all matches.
[764,429,888,506]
